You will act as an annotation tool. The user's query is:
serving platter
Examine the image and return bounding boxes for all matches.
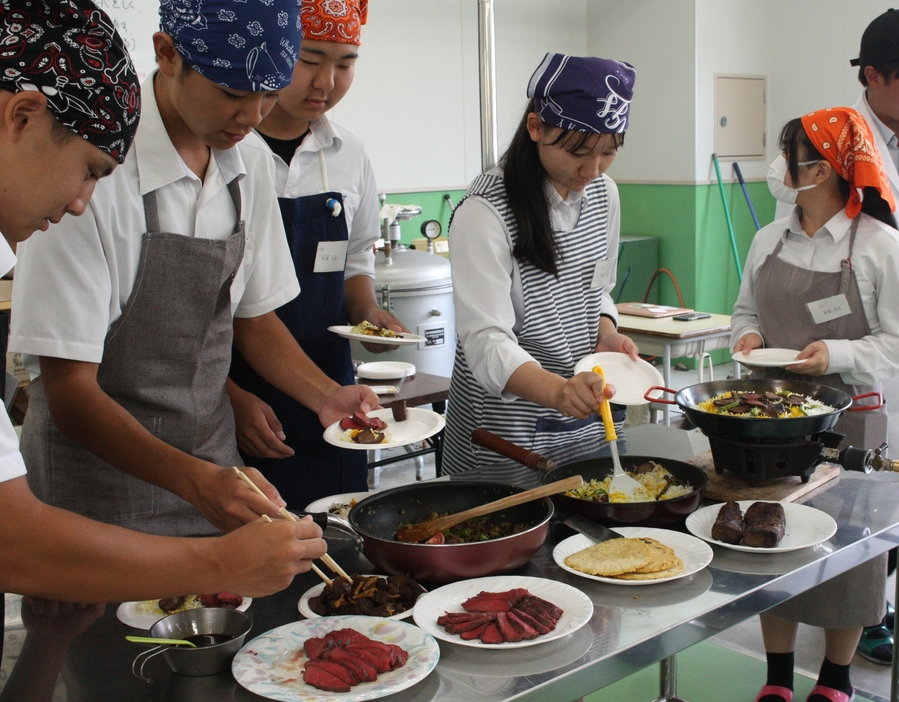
[732,348,803,367]
[412,575,592,649]
[232,615,439,702]
[323,408,444,451]
[685,500,838,553]
[552,527,713,586]
[298,575,423,621]
[116,595,252,630]
[573,352,664,404]
[328,326,425,346]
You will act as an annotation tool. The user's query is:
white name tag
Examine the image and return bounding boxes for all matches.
[590,258,617,289]
[313,240,348,273]
[806,293,851,325]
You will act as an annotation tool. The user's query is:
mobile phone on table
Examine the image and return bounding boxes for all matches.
[672,312,712,321]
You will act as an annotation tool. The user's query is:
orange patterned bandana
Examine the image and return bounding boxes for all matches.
[801,107,897,217]
[301,0,368,45]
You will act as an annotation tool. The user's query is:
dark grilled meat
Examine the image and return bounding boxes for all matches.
[742,501,786,548]
[711,501,744,544]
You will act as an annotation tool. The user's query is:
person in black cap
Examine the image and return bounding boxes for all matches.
[442,53,639,488]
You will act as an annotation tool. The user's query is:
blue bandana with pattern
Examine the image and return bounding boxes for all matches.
[159,0,301,92]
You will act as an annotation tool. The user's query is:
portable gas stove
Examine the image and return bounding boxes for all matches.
[705,429,899,484]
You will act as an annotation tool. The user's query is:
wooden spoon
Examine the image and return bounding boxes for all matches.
[394,474,584,543]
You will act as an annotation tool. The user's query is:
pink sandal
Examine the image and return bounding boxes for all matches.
[807,686,855,702]
[755,685,793,702]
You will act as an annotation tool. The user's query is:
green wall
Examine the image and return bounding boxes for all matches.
[387,180,778,365]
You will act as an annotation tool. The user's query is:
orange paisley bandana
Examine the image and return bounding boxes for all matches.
[301,0,368,45]
[801,107,897,217]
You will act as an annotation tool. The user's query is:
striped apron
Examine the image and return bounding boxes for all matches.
[442,173,621,488]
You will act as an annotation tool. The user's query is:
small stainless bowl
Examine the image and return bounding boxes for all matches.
[131,608,252,683]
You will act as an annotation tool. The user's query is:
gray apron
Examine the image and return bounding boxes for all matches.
[23,181,246,536]
[758,218,886,627]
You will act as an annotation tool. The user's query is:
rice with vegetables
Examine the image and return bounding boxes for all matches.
[565,463,693,503]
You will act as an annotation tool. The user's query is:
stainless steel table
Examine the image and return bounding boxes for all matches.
[8,424,899,702]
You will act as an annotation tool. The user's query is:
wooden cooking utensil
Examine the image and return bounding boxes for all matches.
[394,474,584,543]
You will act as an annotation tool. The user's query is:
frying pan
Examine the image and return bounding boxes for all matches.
[646,378,882,439]
[470,429,708,527]
[344,481,552,585]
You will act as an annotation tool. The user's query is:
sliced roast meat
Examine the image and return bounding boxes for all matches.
[303,661,352,693]
[742,501,786,548]
[494,612,524,642]
[506,610,539,639]
[460,622,490,640]
[352,411,388,430]
[510,607,552,635]
[480,622,505,644]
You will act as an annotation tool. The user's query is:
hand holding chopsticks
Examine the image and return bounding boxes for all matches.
[234,467,351,584]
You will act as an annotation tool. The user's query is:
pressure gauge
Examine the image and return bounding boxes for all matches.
[420,220,442,240]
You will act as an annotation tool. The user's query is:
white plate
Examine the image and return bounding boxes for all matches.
[685,500,838,553]
[573,352,665,404]
[412,575,592,649]
[304,491,372,516]
[328,325,425,346]
[732,348,803,367]
[298,575,423,621]
[356,362,416,380]
[323,408,445,451]
[552,527,713,586]
[231,614,439,701]
[116,595,252,630]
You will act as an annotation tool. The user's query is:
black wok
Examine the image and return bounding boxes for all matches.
[647,378,882,439]
[345,481,552,586]
[470,429,708,527]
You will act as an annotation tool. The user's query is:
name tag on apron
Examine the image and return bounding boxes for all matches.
[313,240,348,273]
[590,258,617,289]
[806,293,851,325]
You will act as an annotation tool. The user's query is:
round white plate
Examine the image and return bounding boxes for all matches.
[328,325,425,346]
[304,491,371,516]
[323,408,445,451]
[232,614,439,701]
[732,348,803,367]
[573,352,665,404]
[412,575,592,649]
[298,575,423,621]
[116,595,252,630]
[356,362,416,380]
[552,527,713,586]
[685,500,838,553]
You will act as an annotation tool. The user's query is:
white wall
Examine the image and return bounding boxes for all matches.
[99,0,899,189]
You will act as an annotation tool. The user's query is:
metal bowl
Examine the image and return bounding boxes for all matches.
[132,608,252,682]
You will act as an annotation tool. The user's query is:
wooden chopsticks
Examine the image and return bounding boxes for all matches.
[234,467,351,584]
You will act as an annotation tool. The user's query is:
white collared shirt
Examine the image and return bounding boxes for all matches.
[730,208,899,385]
[10,73,300,375]
[863,92,899,174]
[449,167,620,397]
[268,114,380,280]
[0,236,26,483]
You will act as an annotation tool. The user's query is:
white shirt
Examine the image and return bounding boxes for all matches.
[0,237,25,483]
[449,169,620,397]
[270,114,379,279]
[730,208,899,386]
[10,73,300,376]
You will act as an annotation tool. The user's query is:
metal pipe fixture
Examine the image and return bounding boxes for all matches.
[478,0,498,172]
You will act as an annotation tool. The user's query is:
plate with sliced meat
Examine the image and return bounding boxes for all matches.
[232,614,439,701]
[323,408,444,451]
[412,575,592,649]
[686,500,837,553]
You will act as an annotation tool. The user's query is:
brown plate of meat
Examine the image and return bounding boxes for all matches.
[685,500,836,552]
[323,408,444,450]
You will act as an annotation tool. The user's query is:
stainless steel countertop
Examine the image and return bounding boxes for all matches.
[34,424,899,702]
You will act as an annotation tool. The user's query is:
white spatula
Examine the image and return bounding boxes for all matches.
[593,365,642,499]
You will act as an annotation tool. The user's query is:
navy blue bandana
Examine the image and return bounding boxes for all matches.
[527,53,636,134]
[0,0,140,163]
[160,0,301,92]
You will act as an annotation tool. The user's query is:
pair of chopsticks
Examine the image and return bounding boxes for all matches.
[233,467,351,587]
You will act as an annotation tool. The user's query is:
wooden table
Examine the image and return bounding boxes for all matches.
[617,312,740,425]
[356,370,451,485]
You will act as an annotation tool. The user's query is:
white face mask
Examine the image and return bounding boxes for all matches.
[767,153,820,203]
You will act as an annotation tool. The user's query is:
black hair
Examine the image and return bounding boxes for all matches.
[501,99,625,276]
[858,63,899,87]
[779,117,897,228]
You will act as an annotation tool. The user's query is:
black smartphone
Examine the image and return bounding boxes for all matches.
[672,312,712,321]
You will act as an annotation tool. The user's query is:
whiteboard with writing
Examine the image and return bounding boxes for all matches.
[94,0,158,80]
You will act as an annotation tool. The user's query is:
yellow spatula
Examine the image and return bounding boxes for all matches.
[593,365,642,499]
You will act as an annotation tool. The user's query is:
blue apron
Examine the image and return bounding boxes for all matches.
[230,189,368,508]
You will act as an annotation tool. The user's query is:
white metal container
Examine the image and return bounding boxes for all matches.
[351,248,455,377]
